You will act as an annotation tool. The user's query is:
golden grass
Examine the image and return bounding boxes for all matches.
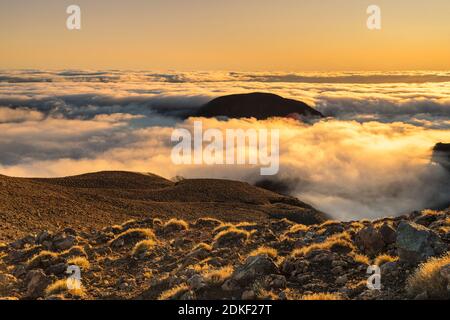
[406,252,450,299]
[213,227,250,248]
[351,253,370,265]
[421,209,440,216]
[110,228,155,246]
[67,256,90,271]
[301,292,344,300]
[132,239,156,257]
[195,217,223,227]
[163,218,189,231]
[27,251,59,269]
[213,223,234,234]
[374,254,399,266]
[202,265,234,285]
[45,279,84,297]
[292,232,355,257]
[158,284,190,300]
[248,246,278,259]
[284,224,309,237]
[192,243,213,252]
[61,246,87,258]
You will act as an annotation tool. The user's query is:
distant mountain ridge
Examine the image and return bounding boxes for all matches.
[195,92,324,120]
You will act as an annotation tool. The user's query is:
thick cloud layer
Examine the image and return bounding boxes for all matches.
[0,70,449,220]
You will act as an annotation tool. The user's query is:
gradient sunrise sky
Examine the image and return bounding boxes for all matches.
[1,0,449,71]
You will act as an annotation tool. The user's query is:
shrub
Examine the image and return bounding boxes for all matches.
[301,293,344,300]
[109,228,155,247]
[27,251,59,269]
[132,239,156,257]
[163,219,189,232]
[158,284,191,300]
[67,256,90,271]
[248,247,278,259]
[374,254,398,266]
[213,227,250,248]
[406,252,450,299]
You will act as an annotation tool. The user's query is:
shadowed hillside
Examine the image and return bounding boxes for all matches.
[0,171,326,242]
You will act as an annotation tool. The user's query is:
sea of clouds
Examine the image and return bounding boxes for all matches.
[0,70,449,220]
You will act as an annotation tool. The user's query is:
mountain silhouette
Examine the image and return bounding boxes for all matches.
[195,92,323,120]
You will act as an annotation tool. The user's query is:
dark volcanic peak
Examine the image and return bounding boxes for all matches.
[195,92,324,120]
[432,142,450,170]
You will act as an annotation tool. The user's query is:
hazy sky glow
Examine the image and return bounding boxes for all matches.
[1,0,450,70]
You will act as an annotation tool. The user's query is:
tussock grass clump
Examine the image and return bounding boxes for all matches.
[203,265,234,285]
[158,284,191,300]
[284,224,309,238]
[132,239,157,257]
[248,246,278,259]
[27,251,59,269]
[351,253,370,265]
[213,223,234,234]
[193,243,213,252]
[194,217,222,228]
[292,232,355,257]
[421,209,439,216]
[406,252,450,299]
[61,246,87,259]
[109,228,155,247]
[163,219,189,232]
[374,254,398,266]
[67,256,90,271]
[45,279,84,297]
[301,292,344,300]
[213,227,250,248]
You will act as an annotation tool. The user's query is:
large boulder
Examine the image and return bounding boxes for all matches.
[356,225,385,255]
[25,269,51,299]
[396,221,446,264]
[231,254,279,285]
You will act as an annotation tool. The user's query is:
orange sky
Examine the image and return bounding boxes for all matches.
[1,0,450,71]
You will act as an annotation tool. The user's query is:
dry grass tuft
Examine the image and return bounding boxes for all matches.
[45,279,84,297]
[67,256,90,271]
[158,284,191,300]
[27,251,59,269]
[163,219,189,232]
[61,246,87,258]
[301,292,344,300]
[292,232,355,257]
[109,228,155,247]
[284,224,309,238]
[351,253,370,265]
[248,246,278,259]
[374,254,398,266]
[193,243,213,252]
[213,223,234,234]
[406,252,450,299]
[132,239,157,257]
[195,217,222,228]
[213,227,250,248]
[203,265,234,285]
